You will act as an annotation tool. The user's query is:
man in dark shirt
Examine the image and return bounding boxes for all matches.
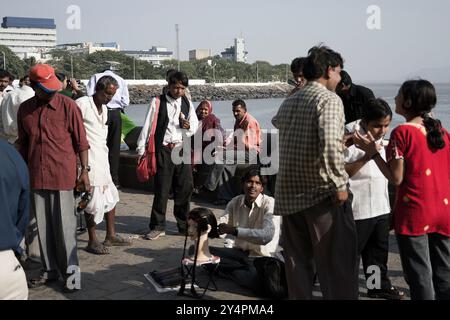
[0,139,29,299]
[336,70,375,124]
[17,64,90,292]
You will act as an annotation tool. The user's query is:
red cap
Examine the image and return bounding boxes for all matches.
[29,64,62,93]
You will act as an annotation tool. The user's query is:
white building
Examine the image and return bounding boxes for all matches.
[220,38,248,63]
[122,46,173,66]
[0,16,56,61]
[189,49,212,61]
[234,38,247,63]
[56,42,120,55]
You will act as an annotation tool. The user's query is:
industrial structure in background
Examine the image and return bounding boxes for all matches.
[221,38,248,63]
[121,46,174,66]
[0,16,250,70]
[57,42,120,55]
[0,16,56,61]
[189,49,212,61]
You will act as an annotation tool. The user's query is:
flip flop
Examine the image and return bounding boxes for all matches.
[85,243,110,255]
[103,235,132,247]
[28,276,56,288]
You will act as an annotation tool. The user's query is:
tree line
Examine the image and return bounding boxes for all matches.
[0,46,290,83]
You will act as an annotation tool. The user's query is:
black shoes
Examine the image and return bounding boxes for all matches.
[367,286,405,300]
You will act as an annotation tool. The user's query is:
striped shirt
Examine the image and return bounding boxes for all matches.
[273,81,348,216]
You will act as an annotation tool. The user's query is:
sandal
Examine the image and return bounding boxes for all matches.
[28,276,56,288]
[103,235,132,247]
[85,242,110,255]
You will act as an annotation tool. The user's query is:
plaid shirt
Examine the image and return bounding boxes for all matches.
[273,81,348,216]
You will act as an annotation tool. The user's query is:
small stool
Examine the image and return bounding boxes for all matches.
[178,256,220,298]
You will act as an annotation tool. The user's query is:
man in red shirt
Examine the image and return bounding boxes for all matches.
[17,64,90,292]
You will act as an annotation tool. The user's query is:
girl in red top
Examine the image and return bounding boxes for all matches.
[355,80,450,300]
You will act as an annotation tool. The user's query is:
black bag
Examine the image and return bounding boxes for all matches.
[253,257,288,300]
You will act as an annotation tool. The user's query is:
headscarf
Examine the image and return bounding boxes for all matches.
[197,100,217,132]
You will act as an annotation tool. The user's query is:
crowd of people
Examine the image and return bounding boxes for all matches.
[0,43,449,301]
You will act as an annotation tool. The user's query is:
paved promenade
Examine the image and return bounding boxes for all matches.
[26,188,409,300]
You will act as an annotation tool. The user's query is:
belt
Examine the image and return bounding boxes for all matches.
[163,143,179,150]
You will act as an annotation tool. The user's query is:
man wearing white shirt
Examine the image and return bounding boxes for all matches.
[87,69,130,187]
[76,76,131,254]
[213,168,281,293]
[345,98,404,300]
[137,71,198,240]
[0,69,14,140]
[1,84,34,144]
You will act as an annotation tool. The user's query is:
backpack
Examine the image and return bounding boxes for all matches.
[253,256,288,300]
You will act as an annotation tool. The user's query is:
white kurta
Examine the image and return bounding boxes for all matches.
[76,96,119,223]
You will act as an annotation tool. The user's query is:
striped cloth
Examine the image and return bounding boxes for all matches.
[273,81,348,216]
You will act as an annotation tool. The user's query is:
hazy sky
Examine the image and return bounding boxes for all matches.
[3,0,450,82]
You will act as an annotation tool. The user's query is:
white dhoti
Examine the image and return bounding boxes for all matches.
[84,182,120,225]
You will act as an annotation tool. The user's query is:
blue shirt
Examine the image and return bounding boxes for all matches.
[0,140,29,253]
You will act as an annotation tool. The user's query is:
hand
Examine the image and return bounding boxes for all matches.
[137,154,145,164]
[78,171,91,193]
[342,133,354,149]
[218,223,236,236]
[69,78,80,91]
[180,119,190,130]
[333,190,348,206]
[353,130,382,157]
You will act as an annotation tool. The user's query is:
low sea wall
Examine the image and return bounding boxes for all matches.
[128,83,292,104]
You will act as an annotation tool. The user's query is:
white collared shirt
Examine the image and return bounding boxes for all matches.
[76,96,112,186]
[218,194,281,257]
[136,95,198,156]
[1,85,35,143]
[344,120,391,220]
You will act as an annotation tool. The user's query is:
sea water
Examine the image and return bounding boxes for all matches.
[125,83,450,137]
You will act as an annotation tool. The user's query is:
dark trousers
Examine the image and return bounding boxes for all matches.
[209,247,260,293]
[355,214,392,290]
[282,198,359,300]
[106,109,122,185]
[150,147,193,231]
[397,233,450,300]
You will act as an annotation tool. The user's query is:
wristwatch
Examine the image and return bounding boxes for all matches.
[81,165,91,172]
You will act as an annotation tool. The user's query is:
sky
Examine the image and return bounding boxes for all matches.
[3,0,450,82]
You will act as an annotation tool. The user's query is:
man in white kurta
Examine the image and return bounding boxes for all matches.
[76,75,131,254]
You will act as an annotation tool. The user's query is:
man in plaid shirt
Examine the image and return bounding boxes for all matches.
[273,46,358,299]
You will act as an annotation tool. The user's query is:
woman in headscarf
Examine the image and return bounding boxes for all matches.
[192,100,225,194]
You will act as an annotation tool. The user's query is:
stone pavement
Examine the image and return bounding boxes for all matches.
[26,188,409,300]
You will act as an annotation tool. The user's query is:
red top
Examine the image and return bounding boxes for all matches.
[387,123,450,236]
[17,93,90,191]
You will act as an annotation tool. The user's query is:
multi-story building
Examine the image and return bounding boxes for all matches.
[0,16,56,61]
[220,38,248,63]
[189,49,212,61]
[234,38,247,63]
[56,42,120,55]
[122,46,173,66]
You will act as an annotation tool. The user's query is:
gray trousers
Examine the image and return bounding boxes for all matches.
[31,190,78,281]
[282,198,359,300]
[397,233,450,300]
